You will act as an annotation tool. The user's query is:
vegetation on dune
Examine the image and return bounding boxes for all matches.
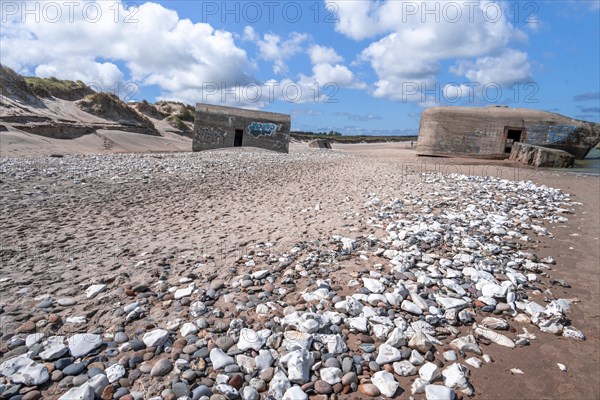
[291,131,418,143]
[76,92,157,133]
[23,76,94,100]
[166,115,189,130]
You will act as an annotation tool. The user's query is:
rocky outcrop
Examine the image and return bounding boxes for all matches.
[509,142,575,168]
[309,139,332,149]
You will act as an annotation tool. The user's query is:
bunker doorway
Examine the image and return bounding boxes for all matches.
[505,127,524,153]
[234,129,243,147]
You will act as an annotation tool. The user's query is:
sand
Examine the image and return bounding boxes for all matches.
[0,142,598,399]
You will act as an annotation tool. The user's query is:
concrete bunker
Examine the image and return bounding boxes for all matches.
[416,106,600,160]
[309,139,332,149]
[193,103,290,153]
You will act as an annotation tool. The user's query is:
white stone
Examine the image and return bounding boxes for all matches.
[85,284,106,299]
[385,292,402,306]
[443,350,457,362]
[348,317,368,333]
[450,335,482,355]
[411,378,429,394]
[481,317,509,330]
[410,350,425,366]
[105,364,125,383]
[210,348,235,370]
[465,357,482,368]
[385,327,407,348]
[251,270,270,279]
[425,384,455,400]
[362,278,385,294]
[481,283,508,298]
[345,296,363,316]
[40,343,68,360]
[255,349,273,370]
[0,356,49,385]
[281,349,313,384]
[372,324,391,341]
[401,300,423,315]
[59,384,95,400]
[436,297,468,310]
[475,327,515,348]
[238,328,269,351]
[241,386,260,400]
[562,326,586,340]
[320,367,342,385]
[393,360,417,376]
[375,343,403,365]
[180,323,198,337]
[87,374,109,396]
[283,386,307,400]
[341,238,355,251]
[409,291,429,310]
[372,370,400,397]
[25,333,44,348]
[143,329,169,348]
[283,331,312,351]
[409,330,433,353]
[66,316,87,324]
[174,286,193,299]
[216,384,238,399]
[256,304,269,315]
[323,334,347,354]
[442,363,473,395]
[268,370,291,399]
[419,362,441,382]
[236,355,256,374]
[68,333,102,358]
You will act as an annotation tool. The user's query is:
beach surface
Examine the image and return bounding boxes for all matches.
[0,143,598,399]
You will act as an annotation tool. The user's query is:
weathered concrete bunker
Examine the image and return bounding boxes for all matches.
[309,139,332,149]
[193,103,290,153]
[416,106,600,159]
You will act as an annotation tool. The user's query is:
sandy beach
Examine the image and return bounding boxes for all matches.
[0,143,598,399]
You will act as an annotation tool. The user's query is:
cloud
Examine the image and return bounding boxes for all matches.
[300,45,365,90]
[334,112,382,121]
[1,0,255,104]
[574,92,600,101]
[308,45,343,65]
[578,106,600,114]
[450,49,532,86]
[244,27,309,74]
[331,0,529,102]
[290,108,324,117]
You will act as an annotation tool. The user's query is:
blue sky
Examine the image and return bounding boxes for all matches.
[1,0,599,134]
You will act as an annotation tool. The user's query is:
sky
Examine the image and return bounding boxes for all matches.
[1,0,599,134]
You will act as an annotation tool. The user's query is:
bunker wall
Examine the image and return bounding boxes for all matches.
[193,104,290,153]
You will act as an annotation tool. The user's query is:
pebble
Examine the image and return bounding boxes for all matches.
[68,334,103,358]
[142,329,169,348]
[105,364,126,383]
[150,359,172,377]
[0,171,583,400]
[359,383,381,397]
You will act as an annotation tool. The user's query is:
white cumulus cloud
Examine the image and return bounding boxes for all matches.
[331,0,530,103]
[1,0,255,103]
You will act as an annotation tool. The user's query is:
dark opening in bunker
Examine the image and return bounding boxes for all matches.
[234,129,243,147]
[505,128,524,153]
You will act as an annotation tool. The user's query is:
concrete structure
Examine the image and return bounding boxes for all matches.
[510,142,575,168]
[309,139,332,149]
[193,104,290,153]
[416,106,600,160]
